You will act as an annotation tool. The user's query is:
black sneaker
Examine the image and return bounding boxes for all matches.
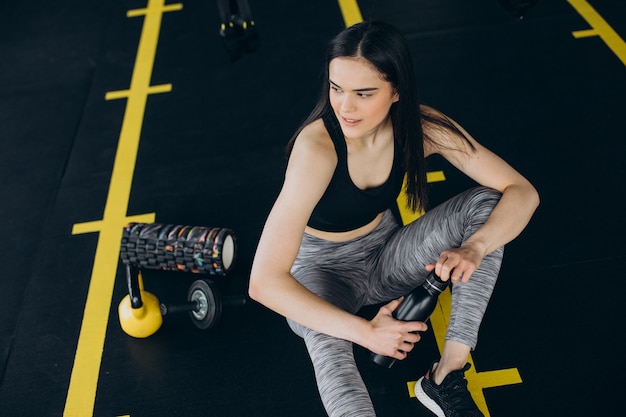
[414,362,484,417]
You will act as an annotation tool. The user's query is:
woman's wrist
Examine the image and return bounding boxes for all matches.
[463,235,490,259]
[347,315,375,349]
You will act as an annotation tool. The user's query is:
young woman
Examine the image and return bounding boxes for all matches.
[249,21,539,417]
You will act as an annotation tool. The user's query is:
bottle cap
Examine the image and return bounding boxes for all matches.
[423,271,448,293]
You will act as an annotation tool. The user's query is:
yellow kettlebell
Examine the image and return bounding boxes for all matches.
[118,266,163,338]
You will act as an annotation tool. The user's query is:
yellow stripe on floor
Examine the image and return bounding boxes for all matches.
[569,0,626,66]
[337,0,363,27]
[64,1,181,415]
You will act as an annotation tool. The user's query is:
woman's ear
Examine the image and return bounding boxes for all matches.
[392,90,400,103]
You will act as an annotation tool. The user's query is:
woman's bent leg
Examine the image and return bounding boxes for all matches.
[286,286,376,416]
[287,234,376,417]
[297,328,376,417]
[370,186,504,349]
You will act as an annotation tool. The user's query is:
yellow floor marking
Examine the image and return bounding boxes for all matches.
[334,1,523,413]
[64,1,182,416]
[337,0,363,27]
[396,171,446,224]
[568,0,626,66]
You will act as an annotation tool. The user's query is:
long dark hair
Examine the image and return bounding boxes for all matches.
[286,21,468,212]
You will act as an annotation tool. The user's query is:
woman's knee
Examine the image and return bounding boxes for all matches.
[464,186,502,226]
[287,317,305,337]
[467,186,502,208]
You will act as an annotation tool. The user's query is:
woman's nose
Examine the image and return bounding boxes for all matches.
[340,94,356,113]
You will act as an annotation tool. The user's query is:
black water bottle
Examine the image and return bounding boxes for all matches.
[370,271,449,368]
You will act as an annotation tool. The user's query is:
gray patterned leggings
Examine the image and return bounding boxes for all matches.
[287,187,504,417]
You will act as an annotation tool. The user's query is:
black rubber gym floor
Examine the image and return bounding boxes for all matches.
[1,1,625,416]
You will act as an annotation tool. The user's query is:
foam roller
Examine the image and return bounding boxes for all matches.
[120,223,236,276]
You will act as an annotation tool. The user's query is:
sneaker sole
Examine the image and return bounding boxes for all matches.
[414,377,446,417]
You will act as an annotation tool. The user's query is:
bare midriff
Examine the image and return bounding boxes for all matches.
[304,212,384,242]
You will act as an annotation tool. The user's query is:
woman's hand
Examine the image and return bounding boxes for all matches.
[365,298,428,360]
[426,241,486,284]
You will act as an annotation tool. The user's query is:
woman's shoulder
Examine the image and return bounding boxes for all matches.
[292,118,336,158]
[285,118,338,189]
[419,104,476,156]
[419,104,452,138]
[299,117,330,140]
[419,104,447,124]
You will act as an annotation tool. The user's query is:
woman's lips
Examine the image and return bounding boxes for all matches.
[341,116,361,126]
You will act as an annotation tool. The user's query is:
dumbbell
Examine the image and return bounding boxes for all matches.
[118,265,247,338]
[161,278,247,330]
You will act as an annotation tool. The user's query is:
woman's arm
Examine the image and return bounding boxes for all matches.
[424,110,540,282]
[249,121,426,358]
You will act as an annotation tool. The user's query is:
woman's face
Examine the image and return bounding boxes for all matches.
[328,57,399,139]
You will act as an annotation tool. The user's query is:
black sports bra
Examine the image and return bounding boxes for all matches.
[307,112,404,232]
